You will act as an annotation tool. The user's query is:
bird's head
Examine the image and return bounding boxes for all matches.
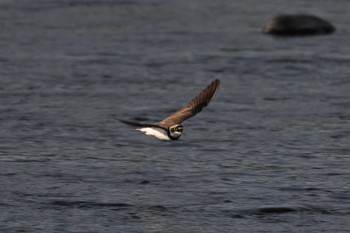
[168,124,183,140]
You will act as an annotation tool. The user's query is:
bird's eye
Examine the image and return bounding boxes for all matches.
[170,126,183,133]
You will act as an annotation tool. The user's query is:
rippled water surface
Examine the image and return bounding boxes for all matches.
[1,0,350,232]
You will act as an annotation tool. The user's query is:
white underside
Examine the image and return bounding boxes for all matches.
[136,127,170,140]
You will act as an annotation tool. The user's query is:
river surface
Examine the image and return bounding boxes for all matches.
[1,0,350,232]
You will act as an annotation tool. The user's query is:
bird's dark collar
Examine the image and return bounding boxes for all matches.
[167,128,180,140]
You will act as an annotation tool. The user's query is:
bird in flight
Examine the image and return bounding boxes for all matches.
[119,79,220,140]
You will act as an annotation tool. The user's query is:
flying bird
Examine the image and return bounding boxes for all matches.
[119,79,220,140]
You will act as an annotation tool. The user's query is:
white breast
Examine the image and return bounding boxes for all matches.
[136,127,170,140]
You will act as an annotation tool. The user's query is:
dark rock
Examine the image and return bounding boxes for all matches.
[139,180,150,184]
[263,14,335,36]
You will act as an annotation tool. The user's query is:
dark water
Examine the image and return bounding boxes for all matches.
[1,0,350,232]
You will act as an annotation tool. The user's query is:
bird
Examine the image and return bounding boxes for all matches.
[119,79,220,141]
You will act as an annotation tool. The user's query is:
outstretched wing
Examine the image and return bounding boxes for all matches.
[158,79,220,128]
[119,119,166,129]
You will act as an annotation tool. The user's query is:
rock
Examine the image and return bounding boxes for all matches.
[263,14,335,36]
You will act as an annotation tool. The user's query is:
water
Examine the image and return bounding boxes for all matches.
[1,0,350,232]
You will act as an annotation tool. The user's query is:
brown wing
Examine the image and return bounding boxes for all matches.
[158,79,220,128]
